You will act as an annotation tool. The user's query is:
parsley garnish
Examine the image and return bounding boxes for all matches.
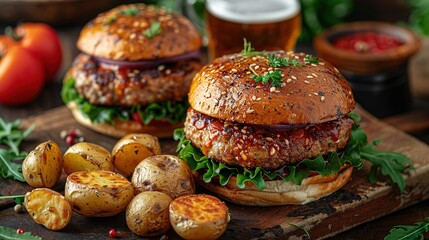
[267,54,300,67]
[143,21,162,39]
[240,38,266,57]
[304,54,319,64]
[385,217,429,240]
[103,16,117,26]
[250,69,283,87]
[174,113,413,193]
[266,53,319,68]
[241,40,320,87]
[119,7,140,16]
[0,118,33,182]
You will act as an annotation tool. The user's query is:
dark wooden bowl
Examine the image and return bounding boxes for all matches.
[313,21,421,74]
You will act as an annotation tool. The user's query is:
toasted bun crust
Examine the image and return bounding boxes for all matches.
[77,4,202,60]
[194,165,353,206]
[189,52,355,125]
[67,102,183,138]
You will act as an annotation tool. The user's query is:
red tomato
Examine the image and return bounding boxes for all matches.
[13,23,62,81]
[0,36,45,105]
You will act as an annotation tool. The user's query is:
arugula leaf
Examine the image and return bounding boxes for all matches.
[289,223,311,239]
[0,226,41,240]
[362,144,412,194]
[61,77,188,125]
[143,21,162,39]
[0,195,25,200]
[0,150,25,182]
[348,113,413,193]
[14,195,24,205]
[385,217,429,240]
[174,126,363,190]
[0,118,34,156]
[174,113,413,192]
[0,118,33,182]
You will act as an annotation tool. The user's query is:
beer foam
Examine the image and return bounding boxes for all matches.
[207,0,300,24]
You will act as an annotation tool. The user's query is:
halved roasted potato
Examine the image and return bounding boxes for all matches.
[24,188,72,230]
[169,194,230,240]
[112,133,161,176]
[131,155,195,199]
[65,170,134,217]
[22,141,63,188]
[63,142,114,175]
[126,191,172,237]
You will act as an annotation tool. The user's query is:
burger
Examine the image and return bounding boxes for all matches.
[61,4,202,138]
[175,49,364,206]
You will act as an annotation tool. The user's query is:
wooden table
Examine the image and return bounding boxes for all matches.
[1,25,429,239]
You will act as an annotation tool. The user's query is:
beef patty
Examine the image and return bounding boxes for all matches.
[184,108,354,170]
[68,53,202,107]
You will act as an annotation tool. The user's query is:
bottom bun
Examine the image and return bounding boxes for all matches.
[68,102,183,138]
[194,165,353,206]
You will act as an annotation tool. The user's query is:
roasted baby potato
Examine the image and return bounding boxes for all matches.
[63,142,114,175]
[169,194,230,240]
[65,170,134,217]
[112,133,161,176]
[131,155,195,199]
[126,191,172,237]
[22,141,63,188]
[24,188,73,231]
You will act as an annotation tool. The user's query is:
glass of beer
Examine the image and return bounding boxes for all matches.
[205,0,301,60]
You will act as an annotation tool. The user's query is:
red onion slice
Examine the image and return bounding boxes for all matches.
[255,123,310,131]
[93,50,201,69]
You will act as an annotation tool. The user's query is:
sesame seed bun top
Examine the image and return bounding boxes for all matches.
[188,51,355,125]
[77,4,202,61]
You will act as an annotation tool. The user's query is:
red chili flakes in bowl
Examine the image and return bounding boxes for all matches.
[333,32,404,53]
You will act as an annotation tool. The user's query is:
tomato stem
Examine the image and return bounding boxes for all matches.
[4,26,22,42]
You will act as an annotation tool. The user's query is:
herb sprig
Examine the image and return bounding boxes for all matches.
[240,39,267,57]
[0,118,34,182]
[304,54,319,64]
[289,223,311,239]
[385,217,429,240]
[143,21,162,39]
[267,54,300,67]
[119,7,140,16]
[174,113,413,193]
[250,68,283,87]
[241,40,319,87]
[0,194,25,205]
[103,16,117,26]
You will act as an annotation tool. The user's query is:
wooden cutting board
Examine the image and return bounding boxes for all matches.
[1,106,429,240]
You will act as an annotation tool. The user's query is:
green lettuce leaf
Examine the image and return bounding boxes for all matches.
[174,113,414,193]
[61,77,188,125]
